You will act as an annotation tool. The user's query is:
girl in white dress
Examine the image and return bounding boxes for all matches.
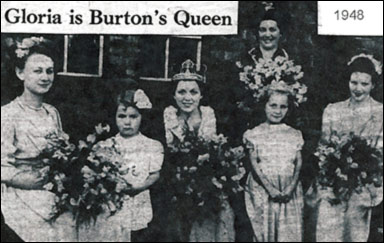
[79,89,164,242]
[243,84,304,242]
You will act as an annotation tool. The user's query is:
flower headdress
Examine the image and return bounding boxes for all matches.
[348,53,382,76]
[15,36,46,59]
[268,80,308,105]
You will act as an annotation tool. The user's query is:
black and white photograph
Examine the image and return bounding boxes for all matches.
[1,1,383,242]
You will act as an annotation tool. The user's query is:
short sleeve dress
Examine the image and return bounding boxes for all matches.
[243,123,304,242]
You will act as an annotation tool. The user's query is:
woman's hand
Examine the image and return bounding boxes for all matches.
[8,170,46,190]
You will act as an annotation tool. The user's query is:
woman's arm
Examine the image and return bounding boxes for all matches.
[281,151,303,202]
[5,170,46,190]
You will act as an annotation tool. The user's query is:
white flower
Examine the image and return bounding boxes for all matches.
[78,140,88,150]
[43,183,54,191]
[294,72,304,80]
[212,178,223,189]
[236,61,243,69]
[87,134,96,144]
[351,163,359,169]
[298,84,308,95]
[239,72,250,82]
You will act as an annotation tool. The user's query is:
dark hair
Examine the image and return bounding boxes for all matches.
[116,89,145,114]
[13,41,57,71]
[170,79,207,107]
[347,57,379,86]
[257,4,290,36]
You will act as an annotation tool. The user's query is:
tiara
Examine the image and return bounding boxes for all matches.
[172,59,204,83]
[348,53,382,75]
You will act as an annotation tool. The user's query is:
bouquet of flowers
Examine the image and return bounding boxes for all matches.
[237,55,307,108]
[168,130,246,222]
[40,124,130,229]
[315,131,383,204]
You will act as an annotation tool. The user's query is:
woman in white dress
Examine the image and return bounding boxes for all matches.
[164,59,235,242]
[308,54,383,242]
[1,37,76,242]
[243,84,304,242]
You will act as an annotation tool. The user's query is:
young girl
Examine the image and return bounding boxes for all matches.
[79,89,164,242]
[243,86,304,242]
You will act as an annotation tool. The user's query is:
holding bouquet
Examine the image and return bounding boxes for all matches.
[39,124,129,229]
[308,54,383,242]
[163,59,238,242]
[168,131,246,223]
[238,56,307,107]
[315,132,383,205]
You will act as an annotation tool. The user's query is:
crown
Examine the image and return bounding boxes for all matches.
[172,59,204,83]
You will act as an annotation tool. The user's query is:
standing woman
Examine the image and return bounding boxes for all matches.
[163,59,235,242]
[313,54,383,242]
[1,37,76,242]
[234,5,291,143]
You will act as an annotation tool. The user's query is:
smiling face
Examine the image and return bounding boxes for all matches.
[265,92,289,124]
[258,20,281,51]
[349,72,374,103]
[116,105,142,138]
[16,54,54,95]
[174,81,202,114]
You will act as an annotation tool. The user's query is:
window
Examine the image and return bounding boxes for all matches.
[58,35,104,78]
[138,36,202,82]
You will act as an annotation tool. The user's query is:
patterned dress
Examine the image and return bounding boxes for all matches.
[1,97,76,242]
[312,98,383,242]
[164,105,236,242]
[243,123,304,242]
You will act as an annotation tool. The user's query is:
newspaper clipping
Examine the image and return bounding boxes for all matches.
[1,1,383,242]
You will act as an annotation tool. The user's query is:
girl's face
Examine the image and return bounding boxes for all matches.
[349,72,374,103]
[259,20,281,51]
[265,92,289,124]
[16,54,54,95]
[174,81,202,113]
[116,105,142,138]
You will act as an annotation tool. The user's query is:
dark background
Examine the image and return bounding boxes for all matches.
[1,2,383,242]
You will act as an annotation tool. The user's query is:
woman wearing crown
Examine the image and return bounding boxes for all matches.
[163,59,235,242]
[307,54,383,242]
